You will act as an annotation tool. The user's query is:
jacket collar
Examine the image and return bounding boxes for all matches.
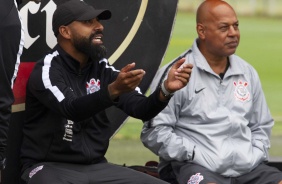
[191,39,245,77]
[54,44,93,75]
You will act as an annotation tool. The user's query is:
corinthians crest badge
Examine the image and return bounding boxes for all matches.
[188,173,204,184]
[234,80,250,102]
[86,78,101,94]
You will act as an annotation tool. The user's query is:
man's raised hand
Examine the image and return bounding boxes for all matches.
[108,62,145,100]
[160,58,193,100]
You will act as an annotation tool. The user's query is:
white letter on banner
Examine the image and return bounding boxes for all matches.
[20,2,41,49]
[20,0,57,49]
[41,0,57,48]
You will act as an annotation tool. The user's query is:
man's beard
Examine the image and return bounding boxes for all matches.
[90,44,107,62]
[72,32,107,61]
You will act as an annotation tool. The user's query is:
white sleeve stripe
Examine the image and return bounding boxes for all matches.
[11,1,24,88]
[42,51,65,102]
[99,58,120,72]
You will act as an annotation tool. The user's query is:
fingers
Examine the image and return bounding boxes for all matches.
[174,60,193,81]
[171,58,193,81]
[120,62,146,84]
[127,69,146,78]
[174,72,189,84]
[165,57,193,93]
[120,62,136,73]
[175,63,193,76]
[172,58,186,69]
[109,63,146,99]
[120,62,145,84]
[122,69,145,88]
[175,67,192,85]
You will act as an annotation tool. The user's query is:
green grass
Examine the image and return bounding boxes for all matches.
[106,12,282,165]
[106,119,158,166]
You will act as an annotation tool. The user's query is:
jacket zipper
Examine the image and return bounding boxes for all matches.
[75,72,91,162]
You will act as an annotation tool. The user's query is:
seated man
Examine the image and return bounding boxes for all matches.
[141,0,282,184]
[19,0,193,183]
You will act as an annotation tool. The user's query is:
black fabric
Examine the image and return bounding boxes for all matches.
[170,162,282,184]
[235,163,282,184]
[0,0,21,163]
[21,162,168,184]
[159,163,178,184]
[16,0,23,5]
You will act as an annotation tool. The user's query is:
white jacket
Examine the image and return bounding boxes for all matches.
[141,39,274,177]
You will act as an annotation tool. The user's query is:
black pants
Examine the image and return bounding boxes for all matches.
[170,162,282,184]
[22,162,169,184]
[0,0,23,161]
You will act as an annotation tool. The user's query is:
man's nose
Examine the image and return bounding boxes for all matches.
[228,25,239,36]
[94,20,104,32]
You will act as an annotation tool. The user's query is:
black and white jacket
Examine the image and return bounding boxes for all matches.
[21,44,168,173]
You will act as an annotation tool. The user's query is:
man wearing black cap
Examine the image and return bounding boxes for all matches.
[20,0,193,183]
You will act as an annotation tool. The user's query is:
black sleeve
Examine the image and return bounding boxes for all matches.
[117,86,169,121]
[16,0,22,5]
[0,0,22,163]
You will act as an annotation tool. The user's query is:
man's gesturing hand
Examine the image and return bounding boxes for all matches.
[160,58,193,100]
[108,62,145,100]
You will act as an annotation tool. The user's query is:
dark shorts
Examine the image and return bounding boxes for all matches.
[171,162,282,184]
[22,162,169,184]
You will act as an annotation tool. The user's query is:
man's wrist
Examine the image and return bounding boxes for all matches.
[160,81,174,97]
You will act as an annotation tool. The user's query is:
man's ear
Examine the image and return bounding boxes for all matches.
[58,26,72,39]
[197,23,205,39]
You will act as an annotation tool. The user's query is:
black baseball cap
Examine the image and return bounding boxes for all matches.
[52,0,111,37]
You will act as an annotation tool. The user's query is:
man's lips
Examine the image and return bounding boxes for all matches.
[92,34,103,44]
[226,41,238,48]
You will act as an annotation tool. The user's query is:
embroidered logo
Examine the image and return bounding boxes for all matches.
[195,87,205,94]
[29,165,44,178]
[63,120,74,142]
[86,78,101,94]
[187,173,204,184]
[233,80,250,102]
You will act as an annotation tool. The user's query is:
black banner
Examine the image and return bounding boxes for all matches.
[4,0,178,183]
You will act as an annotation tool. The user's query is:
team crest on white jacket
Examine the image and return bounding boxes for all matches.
[86,79,101,94]
[234,80,250,102]
[188,173,204,184]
